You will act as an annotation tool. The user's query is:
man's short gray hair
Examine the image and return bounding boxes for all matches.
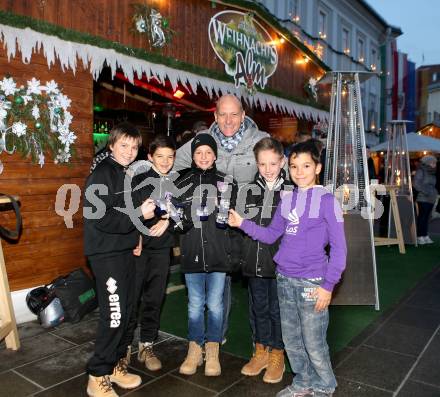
[215,94,243,112]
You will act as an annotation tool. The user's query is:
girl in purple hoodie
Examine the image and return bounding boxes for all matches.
[229,140,347,397]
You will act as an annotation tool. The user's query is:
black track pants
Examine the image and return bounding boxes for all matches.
[87,252,136,376]
[126,248,170,344]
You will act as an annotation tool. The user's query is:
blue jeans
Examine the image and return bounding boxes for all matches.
[277,273,336,394]
[222,274,231,341]
[185,272,226,345]
[248,277,284,349]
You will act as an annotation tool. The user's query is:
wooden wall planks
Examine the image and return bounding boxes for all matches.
[0,46,93,291]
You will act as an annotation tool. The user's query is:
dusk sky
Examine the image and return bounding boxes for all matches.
[366,0,440,66]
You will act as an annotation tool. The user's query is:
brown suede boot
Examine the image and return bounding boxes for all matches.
[179,341,204,375]
[87,375,118,397]
[263,348,285,383]
[109,358,142,389]
[241,343,269,376]
[204,342,221,376]
[138,342,162,371]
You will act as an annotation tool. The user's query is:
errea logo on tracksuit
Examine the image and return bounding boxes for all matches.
[106,277,121,328]
[286,208,299,235]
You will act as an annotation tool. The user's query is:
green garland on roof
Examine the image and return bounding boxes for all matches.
[0,9,328,112]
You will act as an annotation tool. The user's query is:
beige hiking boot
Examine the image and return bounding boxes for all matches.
[263,348,285,384]
[179,341,204,375]
[241,343,269,376]
[138,342,162,371]
[86,375,118,397]
[204,342,221,376]
[109,358,142,389]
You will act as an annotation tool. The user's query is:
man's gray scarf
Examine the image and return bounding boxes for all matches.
[212,118,251,152]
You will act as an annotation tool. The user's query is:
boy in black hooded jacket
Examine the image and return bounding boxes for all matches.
[174,133,240,377]
[125,135,180,372]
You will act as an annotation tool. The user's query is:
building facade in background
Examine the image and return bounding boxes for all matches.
[253,0,416,143]
[417,64,440,131]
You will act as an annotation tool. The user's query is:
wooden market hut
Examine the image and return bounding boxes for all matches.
[0,0,329,321]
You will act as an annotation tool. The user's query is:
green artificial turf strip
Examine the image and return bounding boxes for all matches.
[160,239,440,360]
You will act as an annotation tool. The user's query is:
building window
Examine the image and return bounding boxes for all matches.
[369,94,377,131]
[318,11,327,39]
[357,38,365,62]
[433,72,438,82]
[342,28,350,54]
[371,48,377,71]
[288,0,300,23]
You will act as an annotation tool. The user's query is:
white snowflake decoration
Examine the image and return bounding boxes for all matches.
[58,129,76,146]
[31,105,40,120]
[27,77,42,95]
[12,121,27,137]
[0,77,17,96]
[55,150,71,164]
[45,80,60,95]
[63,111,73,125]
[56,93,72,110]
[38,152,45,168]
[136,17,147,32]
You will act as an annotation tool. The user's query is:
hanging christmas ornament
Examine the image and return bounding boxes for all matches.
[130,3,175,50]
[15,96,24,104]
[35,121,42,129]
[149,9,166,48]
[305,77,318,102]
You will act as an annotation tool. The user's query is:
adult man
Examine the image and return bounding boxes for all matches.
[174,94,269,342]
[174,94,268,185]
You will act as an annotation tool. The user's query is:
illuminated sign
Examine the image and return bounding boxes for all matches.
[208,11,278,94]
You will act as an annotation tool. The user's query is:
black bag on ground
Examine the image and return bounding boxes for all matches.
[51,268,98,323]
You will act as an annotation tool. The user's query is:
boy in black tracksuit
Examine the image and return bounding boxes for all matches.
[174,134,240,377]
[125,135,180,372]
[239,137,291,384]
[83,122,155,397]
